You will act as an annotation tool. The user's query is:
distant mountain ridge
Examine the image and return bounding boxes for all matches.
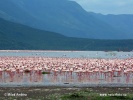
[89,12,133,38]
[0,18,133,51]
[0,0,133,39]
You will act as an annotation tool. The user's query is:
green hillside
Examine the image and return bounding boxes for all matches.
[0,18,133,51]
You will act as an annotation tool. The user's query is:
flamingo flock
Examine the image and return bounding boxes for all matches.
[0,57,133,75]
[0,56,133,84]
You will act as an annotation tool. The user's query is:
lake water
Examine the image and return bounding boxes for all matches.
[0,50,133,87]
[0,50,133,59]
[0,70,133,87]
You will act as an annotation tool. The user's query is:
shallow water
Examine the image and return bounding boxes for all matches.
[0,50,133,87]
[0,50,133,59]
[0,71,133,87]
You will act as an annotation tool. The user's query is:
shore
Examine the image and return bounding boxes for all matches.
[1,83,133,88]
[0,50,86,52]
[0,86,133,100]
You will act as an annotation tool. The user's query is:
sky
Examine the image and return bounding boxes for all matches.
[72,0,133,15]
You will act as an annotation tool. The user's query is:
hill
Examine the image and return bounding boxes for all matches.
[0,18,133,51]
[89,12,133,38]
[0,0,132,39]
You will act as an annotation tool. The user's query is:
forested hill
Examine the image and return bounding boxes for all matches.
[0,18,133,51]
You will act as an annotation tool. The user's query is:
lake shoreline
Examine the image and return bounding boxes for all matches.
[0,50,131,52]
[0,86,133,99]
[1,83,133,88]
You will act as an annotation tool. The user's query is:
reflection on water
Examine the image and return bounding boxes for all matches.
[1,51,133,86]
[0,71,133,85]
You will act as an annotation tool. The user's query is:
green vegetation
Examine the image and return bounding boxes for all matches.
[0,87,133,100]
[48,90,133,100]
[42,71,51,74]
[0,94,132,100]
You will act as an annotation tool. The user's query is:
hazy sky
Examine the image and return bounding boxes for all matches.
[72,0,133,14]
